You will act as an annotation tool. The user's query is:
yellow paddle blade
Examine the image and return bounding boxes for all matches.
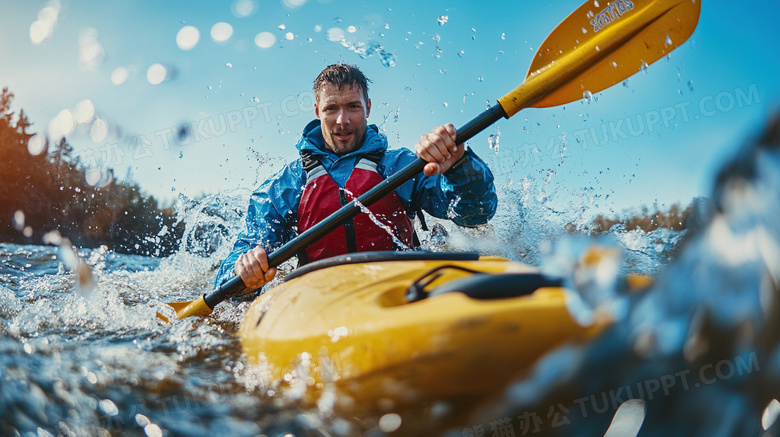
[498,0,701,116]
[156,297,214,323]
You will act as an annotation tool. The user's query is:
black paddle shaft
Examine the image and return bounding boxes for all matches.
[205,103,508,308]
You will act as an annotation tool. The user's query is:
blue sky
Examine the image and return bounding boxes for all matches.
[1,0,778,216]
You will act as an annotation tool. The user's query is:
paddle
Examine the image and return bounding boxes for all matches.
[160,0,700,321]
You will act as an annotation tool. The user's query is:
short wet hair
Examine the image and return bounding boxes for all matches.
[313,64,371,104]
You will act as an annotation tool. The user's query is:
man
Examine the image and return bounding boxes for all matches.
[214,64,497,292]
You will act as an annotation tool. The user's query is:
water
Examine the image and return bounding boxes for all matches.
[3,118,779,435]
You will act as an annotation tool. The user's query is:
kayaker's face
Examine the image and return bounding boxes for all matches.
[315,83,371,155]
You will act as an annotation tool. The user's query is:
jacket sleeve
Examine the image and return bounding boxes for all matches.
[399,147,497,227]
[213,163,304,290]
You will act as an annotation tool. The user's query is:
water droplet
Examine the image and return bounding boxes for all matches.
[379,414,402,433]
[488,126,500,154]
[582,27,588,34]
[30,2,61,45]
[326,27,344,42]
[583,90,594,103]
[99,399,119,416]
[232,0,256,17]
[437,15,448,26]
[211,22,233,43]
[49,109,75,142]
[665,34,673,45]
[443,102,448,107]
[763,400,780,431]
[176,26,200,51]
[254,31,276,48]
[251,96,259,103]
[687,80,694,92]
[13,210,25,231]
[278,24,286,30]
[477,76,484,82]
[612,61,618,67]
[135,414,151,427]
[501,32,506,40]
[27,134,46,156]
[90,117,108,143]
[145,424,163,437]
[146,63,167,85]
[594,0,600,6]
[225,62,232,68]
[640,61,649,73]
[111,67,128,85]
[457,50,465,57]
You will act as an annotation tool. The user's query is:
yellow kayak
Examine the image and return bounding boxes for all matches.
[238,251,605,423]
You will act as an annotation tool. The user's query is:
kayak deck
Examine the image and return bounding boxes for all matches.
[238,253,603,417]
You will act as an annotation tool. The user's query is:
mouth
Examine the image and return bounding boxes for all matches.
[333,131,353,143]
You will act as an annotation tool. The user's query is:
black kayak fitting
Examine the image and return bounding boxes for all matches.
[405,265,564,303]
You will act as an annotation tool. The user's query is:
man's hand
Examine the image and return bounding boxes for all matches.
[235,246,277,290]
[415,123,465,177]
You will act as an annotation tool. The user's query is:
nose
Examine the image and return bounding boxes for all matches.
[336,108,348,126]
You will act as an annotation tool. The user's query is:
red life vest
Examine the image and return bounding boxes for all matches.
[297,151,415,263]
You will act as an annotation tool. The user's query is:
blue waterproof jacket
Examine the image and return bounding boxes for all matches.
[214,120,498,290]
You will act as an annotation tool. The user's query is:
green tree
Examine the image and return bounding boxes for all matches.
[0,86,183,255]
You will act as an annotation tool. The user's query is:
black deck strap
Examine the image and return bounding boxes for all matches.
[405,264,483,303]
[428,273,564,301]
[338,189,358,253]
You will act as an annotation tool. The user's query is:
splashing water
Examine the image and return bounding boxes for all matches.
[0,186,318,435]
[344,189,412,251]
[488,126,500,154]
[333,37,397,67]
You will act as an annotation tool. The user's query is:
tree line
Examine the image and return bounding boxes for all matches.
[587,198,710,233]
[0,87,182,256]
